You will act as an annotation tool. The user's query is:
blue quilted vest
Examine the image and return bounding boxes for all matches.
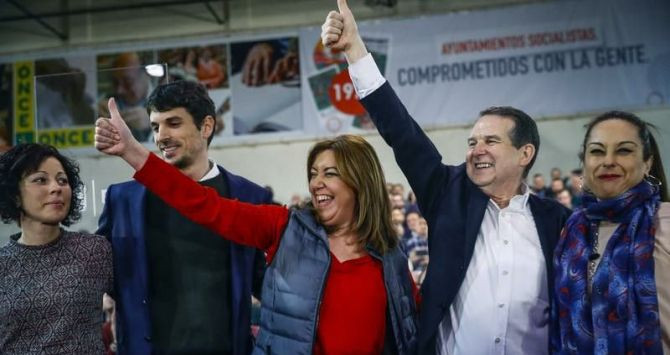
[253,208,418,354]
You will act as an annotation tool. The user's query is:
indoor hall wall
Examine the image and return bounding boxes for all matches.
[1,106,668,243]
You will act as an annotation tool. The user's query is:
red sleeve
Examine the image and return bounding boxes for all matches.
[134,153,288,261]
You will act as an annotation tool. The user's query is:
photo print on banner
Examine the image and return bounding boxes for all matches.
[96,51,167,143]
[157,44,234,139]
[306,36,389,134]
[230,37,302,135]
[32,57,98,148]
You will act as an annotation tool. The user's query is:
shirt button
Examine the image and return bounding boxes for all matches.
[498,303,504,308]
[503,240,509,245]
[142,299,147,305]
[144,336,151,341]
[495,337,501,343]
[502,270,509,275]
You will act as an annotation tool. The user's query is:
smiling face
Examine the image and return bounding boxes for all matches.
[150,107,212,171]
[19,157,72,226]
[466,115,534,197]
[583,119,651,199]
[309,149,357,232]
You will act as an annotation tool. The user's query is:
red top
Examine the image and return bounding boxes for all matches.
[134,154,420,354]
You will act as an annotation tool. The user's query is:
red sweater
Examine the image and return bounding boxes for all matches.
[135,154,402,354]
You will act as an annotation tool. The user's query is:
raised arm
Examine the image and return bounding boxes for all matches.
[321,0,449,214]
[94,98,288,252]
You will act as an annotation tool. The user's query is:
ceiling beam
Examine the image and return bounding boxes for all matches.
[5,0,68,41]
[0,0,224,22]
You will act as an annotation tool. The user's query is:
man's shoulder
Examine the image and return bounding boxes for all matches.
[529,194,571,220]
[105,180,145,200]
[216,165,270,201]
[108,179,141,189]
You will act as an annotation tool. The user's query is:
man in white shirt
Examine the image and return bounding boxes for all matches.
[321,2,571,353]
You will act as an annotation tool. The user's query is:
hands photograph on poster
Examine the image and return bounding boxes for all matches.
[230,37,302,135]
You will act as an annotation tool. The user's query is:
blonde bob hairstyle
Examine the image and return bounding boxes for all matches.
[306,134,397,254]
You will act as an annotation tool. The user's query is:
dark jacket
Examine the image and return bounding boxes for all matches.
[360,82,571,354]
[253,208,418,355]
[97,166,271,355]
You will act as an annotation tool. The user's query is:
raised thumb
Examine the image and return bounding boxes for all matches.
[107,97,122,123]
[337,0,350,14]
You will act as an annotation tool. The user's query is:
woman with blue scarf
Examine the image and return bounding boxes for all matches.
[553,111,670,354]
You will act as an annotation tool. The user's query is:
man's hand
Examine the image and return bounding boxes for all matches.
[321,0,368,64]
[95,97,150,170]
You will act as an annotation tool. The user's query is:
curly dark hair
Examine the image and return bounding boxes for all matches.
[0,143,84,226]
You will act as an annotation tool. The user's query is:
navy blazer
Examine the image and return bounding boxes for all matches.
[361,82,570,354]
[97,165,271,355]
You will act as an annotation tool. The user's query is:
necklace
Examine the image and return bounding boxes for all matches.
[588,221,601,281]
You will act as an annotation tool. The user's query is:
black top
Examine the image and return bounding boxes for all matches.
[145,172,233,355]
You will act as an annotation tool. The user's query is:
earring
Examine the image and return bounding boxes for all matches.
[645,173,662,187]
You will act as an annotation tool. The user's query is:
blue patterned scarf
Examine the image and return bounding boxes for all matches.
[552,180,662,354]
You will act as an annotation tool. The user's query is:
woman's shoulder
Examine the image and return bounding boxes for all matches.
[658,202,670,219]
[655,202,670,252]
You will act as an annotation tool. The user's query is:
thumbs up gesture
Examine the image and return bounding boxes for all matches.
[321,0,368,64]
[95,97,150,170]
[95,98,133,156]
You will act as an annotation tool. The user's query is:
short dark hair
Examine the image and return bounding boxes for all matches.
[0,143,84,226]
[146,80,216,145]
[479,106,539,178]
[580,110,668,201]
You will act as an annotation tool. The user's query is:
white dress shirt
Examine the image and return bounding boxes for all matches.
[436,190,548,355]
[349,53,549,354]
[200,159,221,181]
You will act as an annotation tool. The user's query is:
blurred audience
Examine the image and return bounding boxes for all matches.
[568,168,583,208]
[531,173,551,198]
[555,189,573,210]
[550,178,566,198]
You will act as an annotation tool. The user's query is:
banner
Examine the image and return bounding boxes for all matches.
[34,57,98,148]
[299,0,670,133]
[13,61,35,144]
[4,0,669,150]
